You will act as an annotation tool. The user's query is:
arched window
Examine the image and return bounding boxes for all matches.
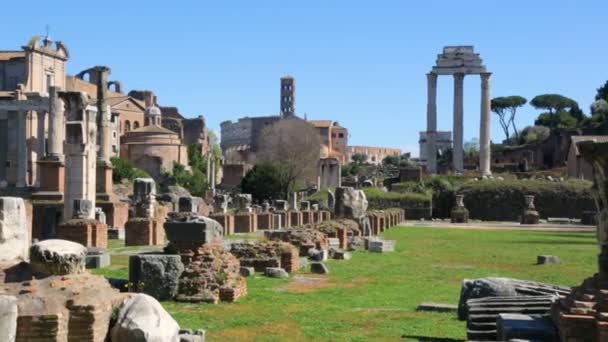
[133,121,140,130]
[124,120,131,132]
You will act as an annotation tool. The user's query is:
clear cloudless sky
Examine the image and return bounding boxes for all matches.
[1,1,606,156]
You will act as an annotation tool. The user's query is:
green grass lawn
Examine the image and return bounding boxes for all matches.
[94,227,597,341]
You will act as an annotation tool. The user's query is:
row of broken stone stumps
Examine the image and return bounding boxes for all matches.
[0,196,203,342]
[0,183,402,341]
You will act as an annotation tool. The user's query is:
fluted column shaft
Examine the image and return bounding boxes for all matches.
[453,73,465,173]
[426,73,438,174]
[480,72,492,176]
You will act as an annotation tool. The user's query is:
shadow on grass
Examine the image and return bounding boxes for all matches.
[401,336,464,342]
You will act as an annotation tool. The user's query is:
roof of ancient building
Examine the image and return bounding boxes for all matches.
[159,106,184,120]
[145,105,162,116]
[0,51,25,61]
[309,120,333,128]
[570,135,608,156]
[106,96,146,110]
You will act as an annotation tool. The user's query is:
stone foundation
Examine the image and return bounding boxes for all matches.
[265,228,329,256]
[166,241,246,303]
[56,219,108,249]
[229,241,300,272]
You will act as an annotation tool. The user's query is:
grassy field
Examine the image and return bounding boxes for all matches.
[94,227,597,341]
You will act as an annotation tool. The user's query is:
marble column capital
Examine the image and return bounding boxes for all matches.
[454,73,465,81]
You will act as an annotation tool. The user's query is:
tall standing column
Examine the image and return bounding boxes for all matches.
[33,86,66,200]
[426,73,438,174]
[47,86,65,160]
[16,110,27,188]
[453,73,465,173]
[94,66,114,201]
[479,72,492,176]
[35,111,46,187]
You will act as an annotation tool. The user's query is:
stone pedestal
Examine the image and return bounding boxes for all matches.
[56,219,108,249]
[209,213,235,235]
[451,194,469,223]
[96,162,114,202]
[290,211,303,227]
[256,213,274,230]
[301,210,313,225]
[32,159,65,201]
[521,195,539,225]
[234,213,257,233]
[125,218,165,246]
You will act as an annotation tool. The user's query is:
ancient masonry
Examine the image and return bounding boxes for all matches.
[425,46,492,175]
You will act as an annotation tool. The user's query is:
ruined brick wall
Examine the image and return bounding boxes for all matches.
[256,213,274,230]
[125,217,164,246]
[56,219,108,248]
[234,213,256,233]
[230,241,299,272]
[97,201,129,229]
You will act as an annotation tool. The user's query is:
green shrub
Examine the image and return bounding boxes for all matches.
[433,179,594,220]
[364,188,432,219]
[110,157,149,183]
[240,163,287,202]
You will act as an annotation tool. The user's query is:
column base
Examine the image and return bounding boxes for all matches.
[34,158,65,197]
[96,162,115,201]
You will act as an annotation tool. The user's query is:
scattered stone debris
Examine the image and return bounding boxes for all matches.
[537,255,561,265]
[229,241,300,273]
[265,267,289,279]
[368,239,396,253]
[111,293,181,342]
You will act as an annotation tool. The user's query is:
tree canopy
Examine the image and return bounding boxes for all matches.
[256,118,321,197]
[491,96,527,143]
[530,94,578,114]
[596,80,608,101]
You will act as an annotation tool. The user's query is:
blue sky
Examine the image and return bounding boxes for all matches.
[1,1,606,156]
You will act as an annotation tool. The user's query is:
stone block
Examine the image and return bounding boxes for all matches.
[85,249,111,269]
[265,267,289,278]
[308,248,326,261]
[0,197,28,264]
[521,210,540,224]
[240,266,255,277]
[129,254,185,301]
[56,219,108,248]
[0,295,17,342]
[164,216,223,244]
[368,239,396,253]
[537,255,561,265]
[30,239,87,276]
[451,208,469,223]
[299,257,309,270]
[310,262,329,274]
[331,249,352,260]
[328,238,340,249]
[497,314,557,341]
